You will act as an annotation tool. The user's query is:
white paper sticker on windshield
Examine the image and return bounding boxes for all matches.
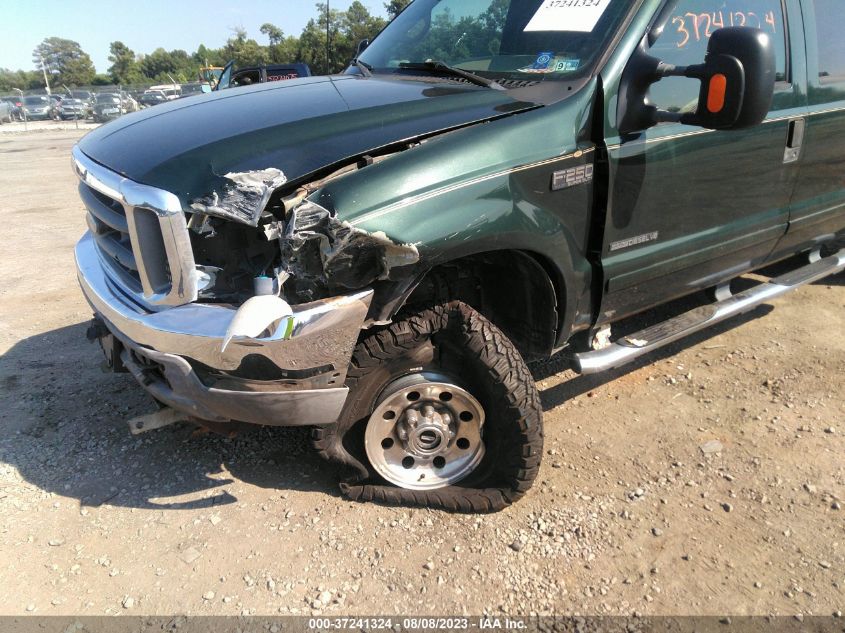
[524,0,612,33]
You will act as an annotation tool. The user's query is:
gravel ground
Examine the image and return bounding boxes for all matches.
[0,130,843,618]
[0,120,100,134]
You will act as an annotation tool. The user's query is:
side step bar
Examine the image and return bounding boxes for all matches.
[572,250,845,375]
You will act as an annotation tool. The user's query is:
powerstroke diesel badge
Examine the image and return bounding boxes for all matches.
[552,164,594,191]
[610,232,660,252]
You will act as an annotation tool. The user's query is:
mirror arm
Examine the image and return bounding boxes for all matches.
[651,63,688,121]
[654,110,683,124]
[650,63,708,127]
[618,42,707,134]
[655,62,706,80]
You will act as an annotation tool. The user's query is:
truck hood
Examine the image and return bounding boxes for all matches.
[78,74,539,212]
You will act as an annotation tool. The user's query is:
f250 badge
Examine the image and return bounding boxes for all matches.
[552,164,594,191]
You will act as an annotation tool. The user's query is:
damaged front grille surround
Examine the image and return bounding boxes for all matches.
[72,146,201,308]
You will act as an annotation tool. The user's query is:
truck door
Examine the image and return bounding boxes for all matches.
[598,0,807,323]
[779,0,845,250]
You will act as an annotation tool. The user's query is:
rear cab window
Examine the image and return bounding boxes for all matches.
[811,0,845,85]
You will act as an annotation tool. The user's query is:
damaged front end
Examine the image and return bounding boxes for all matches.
[266,200,419,303]
[185,165,420,310]
[73,145,418,428]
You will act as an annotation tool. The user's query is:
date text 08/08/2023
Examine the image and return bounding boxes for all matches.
[307,617,529,630]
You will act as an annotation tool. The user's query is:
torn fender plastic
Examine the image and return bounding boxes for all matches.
[269,201,420,302]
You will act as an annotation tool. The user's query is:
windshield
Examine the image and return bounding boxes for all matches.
[96,95,119,103]
[24,96,47,105]
[72,91,90,99]
[358,0,631,82]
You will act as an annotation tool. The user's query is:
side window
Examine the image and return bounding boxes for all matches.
[812,0,845,83]
[648,0,788,114]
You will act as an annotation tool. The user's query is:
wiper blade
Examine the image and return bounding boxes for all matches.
[398,60,504,90]
[352,58,373,77]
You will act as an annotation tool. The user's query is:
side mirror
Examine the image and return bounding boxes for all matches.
[357,39,370,57]
[618,27,776,134]
[689,27,776,130]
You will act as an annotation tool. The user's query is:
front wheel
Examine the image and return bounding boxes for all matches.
[313,302,543,512]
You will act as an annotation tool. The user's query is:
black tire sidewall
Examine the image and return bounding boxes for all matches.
[319,302,543,510]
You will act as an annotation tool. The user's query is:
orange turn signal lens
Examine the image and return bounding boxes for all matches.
[707,73,728,114]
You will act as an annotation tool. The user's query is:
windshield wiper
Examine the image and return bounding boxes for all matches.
[398,60,504,90]
[352,58,373,77]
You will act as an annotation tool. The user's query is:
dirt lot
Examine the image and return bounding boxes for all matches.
[0,130,842,618]
[0,120,100,134]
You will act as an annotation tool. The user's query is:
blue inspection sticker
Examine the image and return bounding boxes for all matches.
[532,52,555,70]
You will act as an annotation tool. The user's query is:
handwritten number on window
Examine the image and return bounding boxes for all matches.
[672,10,776,49]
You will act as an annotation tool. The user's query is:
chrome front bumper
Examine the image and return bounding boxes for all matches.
[76,233,373,426]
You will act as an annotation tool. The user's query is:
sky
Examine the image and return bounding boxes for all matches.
[0,0,387,73]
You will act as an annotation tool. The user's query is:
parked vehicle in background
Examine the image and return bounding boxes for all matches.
[128,90,146,107]
[179,82,211,98]
[139,90,168,108]
[119,92,139,113]
[22,95,52,120]
[60,97,89,120]
[58,91,95,119]
[150,84,181,101]
[48,94,63,120]
[1,96,24,121]
[216,62,311,89]
[200,65,225,86]
[92,93,124,123]
[0,99,12,124]
[72,0,845,512]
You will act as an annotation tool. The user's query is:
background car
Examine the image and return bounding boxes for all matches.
[0,96,22,121]
[0,100,12,124]
[59,97,88,120]
[92,93,123,123]
[178,82,210,98]
[219,63,311,89]
[47,94,63,120]
[21,95,52,120]
[139,90,167,108]
[149,84,181,100]
[119,91,139,113]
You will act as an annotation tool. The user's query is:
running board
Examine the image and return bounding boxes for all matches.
[572,250,845,375]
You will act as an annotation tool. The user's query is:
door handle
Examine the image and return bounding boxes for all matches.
[783,118,806,164]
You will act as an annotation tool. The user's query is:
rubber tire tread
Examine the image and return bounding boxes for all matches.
[312,301,543,513]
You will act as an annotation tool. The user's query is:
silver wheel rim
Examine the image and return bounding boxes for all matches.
[364,373,486,491]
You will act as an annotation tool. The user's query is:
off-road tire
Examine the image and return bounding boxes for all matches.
[312,301,543,512]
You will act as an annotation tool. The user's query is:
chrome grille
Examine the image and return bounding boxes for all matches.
[72,146,198,307]
[80,181,142,292]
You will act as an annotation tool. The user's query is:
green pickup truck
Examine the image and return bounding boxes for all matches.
[74,0,844,511]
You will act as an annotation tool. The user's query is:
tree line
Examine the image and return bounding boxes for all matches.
[0,0,412,92]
